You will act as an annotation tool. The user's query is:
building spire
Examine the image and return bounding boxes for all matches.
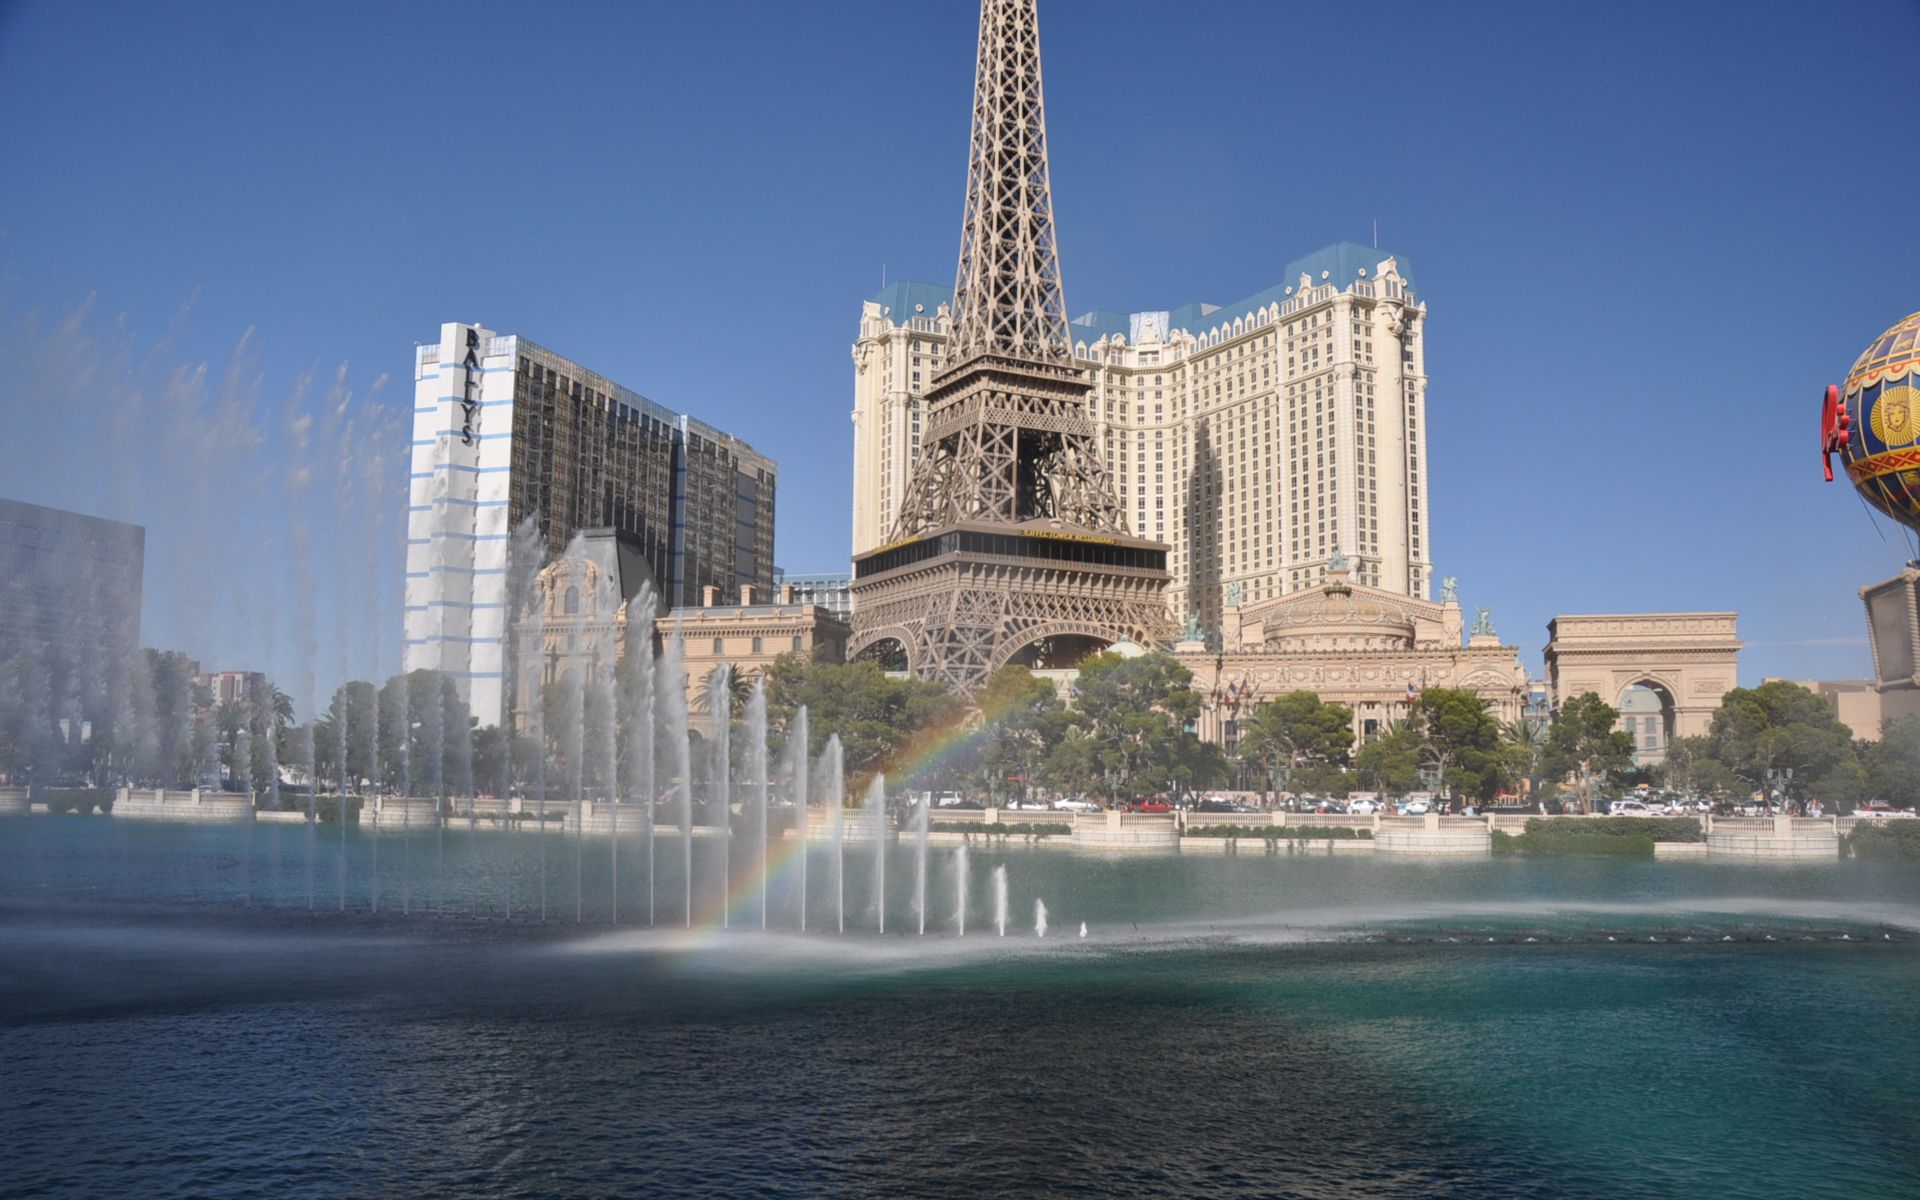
[948,0,1070,365]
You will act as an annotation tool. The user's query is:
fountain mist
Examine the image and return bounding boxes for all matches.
[866,774,887,934]
[953,845,968,937]
[746,680,768,931]
[708,664,732,929]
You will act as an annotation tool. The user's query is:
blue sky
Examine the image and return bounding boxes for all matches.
[2,0,1917,711]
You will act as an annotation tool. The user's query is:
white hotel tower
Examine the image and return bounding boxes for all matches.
[407,322,776,726]
[851,243,1432,629]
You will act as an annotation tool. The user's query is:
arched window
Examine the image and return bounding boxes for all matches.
[564,586,580,615]
[711,637,724,656]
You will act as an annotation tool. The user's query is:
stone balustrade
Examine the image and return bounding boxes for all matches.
[112,787,254,823]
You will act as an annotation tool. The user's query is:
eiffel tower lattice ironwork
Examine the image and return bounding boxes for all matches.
[849,0,1169,694]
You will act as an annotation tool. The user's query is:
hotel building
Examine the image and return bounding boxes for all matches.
[406,323,776,726]
[850,243,1431,629]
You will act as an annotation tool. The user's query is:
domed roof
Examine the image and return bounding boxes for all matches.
[1262,587,1416,650]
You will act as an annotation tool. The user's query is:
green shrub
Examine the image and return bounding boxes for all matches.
[312,795,365,823]
[43,788,114,815]
[1496,816,1699,856]
[1845,821,1920,859]
[1183,823,1370,840]
[928,821,1070,838]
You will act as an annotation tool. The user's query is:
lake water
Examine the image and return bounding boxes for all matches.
[2,818,1917,1198]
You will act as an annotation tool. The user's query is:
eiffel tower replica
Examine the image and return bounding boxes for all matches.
[849,0,1170,694]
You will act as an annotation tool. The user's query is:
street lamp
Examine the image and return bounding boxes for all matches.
[1766,767,1794,816]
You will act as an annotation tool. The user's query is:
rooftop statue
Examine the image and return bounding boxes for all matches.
[1440,576,1458,603]
[1472,606,1497,639]
[1329,550,1351,572]
[1180,611,1203,642]
[1225,581,1243,607]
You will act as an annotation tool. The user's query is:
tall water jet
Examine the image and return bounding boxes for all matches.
[993,865,1008,936]
[821,735,845,934]
[622,583,657,927]
[866,774,887,934]
[708,664,732,929]
[337,738,347,914]
[303,723,316,911]
[507,514,546,923]
[417,670,445,913]
[745,679,769,931]
[235,727,254,905]
[588,544,620,923]
[914,799,929,935]
[364,452,388,916]
[394,670,412,916]
[788,707,809,932]
[1034,898,1048,939]
[657,628,692,928]
[565,668,585,924]
[953,844,969,937]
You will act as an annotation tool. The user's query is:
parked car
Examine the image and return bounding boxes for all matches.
[1347,798,1384,815]
[1400,798,1432,816]
[1052,797,1101,813]
[1131,798,1172,814]
[1198,794,1259,814]
[1608,799,1653,816]
[932,791,968,808]
[1007,798,1049,812]
[1854,802,1916,820]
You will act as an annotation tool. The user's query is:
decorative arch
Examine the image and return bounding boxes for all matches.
[847,626,915,672]
[988,620,1126,674]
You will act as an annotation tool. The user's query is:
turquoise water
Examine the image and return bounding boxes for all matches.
[1,817,1917,1197]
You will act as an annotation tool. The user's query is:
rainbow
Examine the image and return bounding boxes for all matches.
[671,685,1044,937]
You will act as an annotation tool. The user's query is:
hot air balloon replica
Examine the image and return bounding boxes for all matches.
[1821,311,1920,712]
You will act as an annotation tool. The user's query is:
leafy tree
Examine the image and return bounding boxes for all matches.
[1294,762,1356,798]
[1354,726,1422,795]
[1410,687,1508,801]
[0,657,52,783]
[1862,715,1920,809]
[1539,692,1635,813]
[473,725,511,798]
[966,665,1070,800]
[1047,652,1210,799]
[374,669,473,798]
[761,655,962,778]
[1657,734,1741,799]
[1708,681,1857,808]
[1238,690,1354,799]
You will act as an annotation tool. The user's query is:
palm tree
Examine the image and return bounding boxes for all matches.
[214,700,245,770]
[214,699,244,743]
[695,665,753,719]
[1503,716,1547,807]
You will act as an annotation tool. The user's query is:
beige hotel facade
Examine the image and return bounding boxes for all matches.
[851,243,1432,629]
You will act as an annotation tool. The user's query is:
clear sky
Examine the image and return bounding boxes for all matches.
[2,0,1917,713]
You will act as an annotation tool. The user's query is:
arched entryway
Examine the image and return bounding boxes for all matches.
[1617,681,1677,766]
